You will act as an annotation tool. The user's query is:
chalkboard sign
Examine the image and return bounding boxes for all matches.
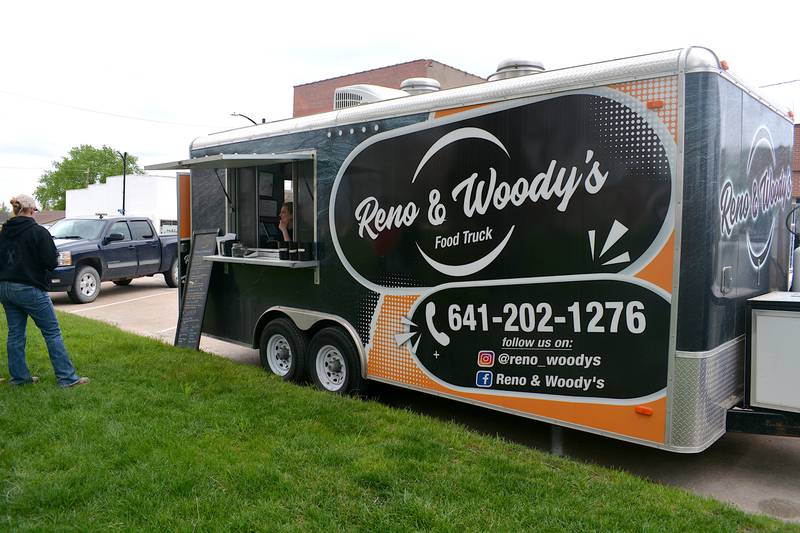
[174,229,219,349]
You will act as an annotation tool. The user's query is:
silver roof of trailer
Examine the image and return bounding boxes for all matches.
[187,47,790,152]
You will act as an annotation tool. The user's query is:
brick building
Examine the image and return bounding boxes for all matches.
[0,210,64,228]
[293,59,485,118]
[33,210,65,226]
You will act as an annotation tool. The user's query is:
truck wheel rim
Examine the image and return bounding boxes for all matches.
[266,334,292,376]
[79,273,96,297]
[316,345,346,392]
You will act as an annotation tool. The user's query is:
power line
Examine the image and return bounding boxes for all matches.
[0,88,215,128]
[759,79,800,88]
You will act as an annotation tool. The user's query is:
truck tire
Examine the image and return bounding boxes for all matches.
[259,318,308,382]
[164,257,179,288]
[307,327,364,395]
[68,265,100,304]
[113,279,132,286]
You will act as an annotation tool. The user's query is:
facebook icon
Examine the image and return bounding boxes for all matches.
[476,371,493,388]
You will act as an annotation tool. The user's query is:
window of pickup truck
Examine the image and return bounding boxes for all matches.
[130,220,154,240]
[109,221,132,240]
[50,219,106,240]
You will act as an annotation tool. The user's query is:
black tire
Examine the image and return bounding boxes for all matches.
[307,327,364,395]
[259,318,308,382]
[164,257,179,288]
[68,265,100,304]
[113,278,133,286]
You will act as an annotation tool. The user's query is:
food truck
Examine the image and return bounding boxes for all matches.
[148,47,798,453]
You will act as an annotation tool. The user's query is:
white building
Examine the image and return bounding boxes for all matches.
[65,174,177,234]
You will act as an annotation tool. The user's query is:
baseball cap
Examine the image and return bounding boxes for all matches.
[10,194,39,211]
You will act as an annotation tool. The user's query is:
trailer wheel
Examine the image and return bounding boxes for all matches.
[307,327,364,395]
[259,318,307,382]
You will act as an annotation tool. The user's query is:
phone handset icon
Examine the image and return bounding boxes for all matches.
[425,302,450,346]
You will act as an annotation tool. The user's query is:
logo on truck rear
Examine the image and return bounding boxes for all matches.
[718,126,792,271]
[331,89,676,293]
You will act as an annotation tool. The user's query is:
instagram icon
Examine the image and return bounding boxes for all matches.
[477,350,495,368]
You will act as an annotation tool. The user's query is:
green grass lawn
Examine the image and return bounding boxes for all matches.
[0,309,796,532]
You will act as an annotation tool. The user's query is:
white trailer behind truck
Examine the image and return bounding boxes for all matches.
[149,47,798,452]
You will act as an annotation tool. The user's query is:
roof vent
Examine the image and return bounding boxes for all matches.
[488,58,545,81]
[334,84,409,110]
[399,77,441,95]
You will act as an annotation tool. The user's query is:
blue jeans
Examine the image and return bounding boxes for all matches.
[0,281,80,386]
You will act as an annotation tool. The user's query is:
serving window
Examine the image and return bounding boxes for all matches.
[143,151,316,264]
[227,159,314,251]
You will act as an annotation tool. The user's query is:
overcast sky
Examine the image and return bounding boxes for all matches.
[1,0,798,209]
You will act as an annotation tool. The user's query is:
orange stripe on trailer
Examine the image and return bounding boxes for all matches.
[610,76,679,142]
[457,392,667,444]
[372,368,667,444]
[434,104,488,119]
[634,232,675,294]
[178,172,192,239]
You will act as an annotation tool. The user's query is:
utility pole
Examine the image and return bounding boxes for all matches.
[117,151,128,215]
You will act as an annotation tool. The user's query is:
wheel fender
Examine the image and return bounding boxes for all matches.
[76,257,103,279]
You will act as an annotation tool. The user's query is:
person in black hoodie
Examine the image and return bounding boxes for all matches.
[0,194,88,387]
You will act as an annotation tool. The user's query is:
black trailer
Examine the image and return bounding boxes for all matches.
[149,47,796,452]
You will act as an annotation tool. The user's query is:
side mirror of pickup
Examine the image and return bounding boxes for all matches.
[104,233,125,245]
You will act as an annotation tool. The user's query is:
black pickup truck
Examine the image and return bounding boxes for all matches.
[47,216,179,303]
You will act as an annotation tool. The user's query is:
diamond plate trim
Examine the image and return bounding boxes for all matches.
[669,337,744,452]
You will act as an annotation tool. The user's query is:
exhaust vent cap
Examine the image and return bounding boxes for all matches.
[399,77,441,95]
[488,58,545,81]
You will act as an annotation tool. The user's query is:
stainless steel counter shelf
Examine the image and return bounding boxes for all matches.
[203,255,319,268]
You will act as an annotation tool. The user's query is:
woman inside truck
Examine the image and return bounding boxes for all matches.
[278,202,293,241]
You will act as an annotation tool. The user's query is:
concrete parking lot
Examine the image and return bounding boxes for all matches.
[51,276,259,365]
[52,277,800,523]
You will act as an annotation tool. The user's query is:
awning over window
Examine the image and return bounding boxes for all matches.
[144,151,315,171]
